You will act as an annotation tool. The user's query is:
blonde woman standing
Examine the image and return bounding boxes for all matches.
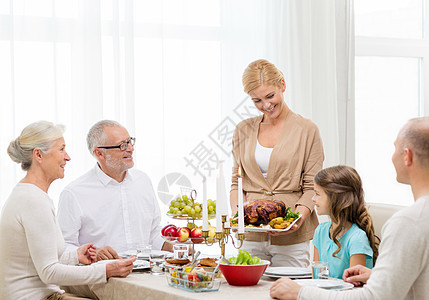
[0,121,135,300]
[230,59,324,267]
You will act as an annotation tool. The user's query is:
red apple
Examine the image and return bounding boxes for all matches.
[190,227,203,243]
[162,225,177,241]
[175,227,190,243]
[161,224,177,236]
[182,227,191,236]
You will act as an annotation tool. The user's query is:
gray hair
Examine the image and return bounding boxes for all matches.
[7,121,65,171]
[87,120,121,157]
[401,117,429,168]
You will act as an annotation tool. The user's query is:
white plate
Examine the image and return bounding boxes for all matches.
[132,259,150,270]
[263,274,312,280]
[93,259,150,270]
[119,249,170,258]
[265,267,312,276]
[244,215,301,232]
[166,213,216,220]
[294,279,354,290]
[160,236,195,244]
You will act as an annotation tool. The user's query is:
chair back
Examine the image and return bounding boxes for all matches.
[367,203,406,238]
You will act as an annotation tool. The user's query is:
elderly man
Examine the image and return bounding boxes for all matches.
[270,117,429,300]
[58,120,172,260]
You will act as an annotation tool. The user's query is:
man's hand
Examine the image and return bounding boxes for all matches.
[106,256,136,278]
[96,246,120,261]
[343,264,372,287]
[270,277,301,300]
[77,243,97,265]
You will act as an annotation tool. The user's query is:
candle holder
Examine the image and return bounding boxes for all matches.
[202,215,245,257]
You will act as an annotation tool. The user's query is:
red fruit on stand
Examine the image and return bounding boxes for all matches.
[190,227,203,243]
[162,225,177,240]
[161,224,176,236]
[182,226,191,235]
[175,227,190,243]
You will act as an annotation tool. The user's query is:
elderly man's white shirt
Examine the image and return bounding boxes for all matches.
[57,165,164,253]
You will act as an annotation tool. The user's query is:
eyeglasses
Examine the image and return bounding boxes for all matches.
[98,137,136,151]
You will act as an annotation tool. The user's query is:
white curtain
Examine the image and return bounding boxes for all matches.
[274,0,354,167]
[0,0,352,215]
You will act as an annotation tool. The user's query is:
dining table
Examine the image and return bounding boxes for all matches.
[67,265,355,300]
[86,271,277,300]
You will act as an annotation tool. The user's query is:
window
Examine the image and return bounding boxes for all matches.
[0,0,279,213]
[354,0,429,205]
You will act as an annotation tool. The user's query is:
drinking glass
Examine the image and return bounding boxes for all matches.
[137,244,152,261]
[173,244,189,260]
[150,253,165,275]
[311,261,329,279]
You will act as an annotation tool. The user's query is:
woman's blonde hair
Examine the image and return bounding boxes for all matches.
[242,59,284,94]
[7,121,65,171]
[314,165,379,263]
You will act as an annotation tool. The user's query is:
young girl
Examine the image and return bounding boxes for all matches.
[312,165,379,279]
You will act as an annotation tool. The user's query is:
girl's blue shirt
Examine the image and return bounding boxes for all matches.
[313,221,373,279]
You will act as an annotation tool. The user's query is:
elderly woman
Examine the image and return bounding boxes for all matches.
[0,121,135,300]
[230,59,324,267]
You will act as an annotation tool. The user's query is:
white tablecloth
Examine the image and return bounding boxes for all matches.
[87,272,275,300]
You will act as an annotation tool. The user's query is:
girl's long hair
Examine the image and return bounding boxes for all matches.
[314,165,379,263]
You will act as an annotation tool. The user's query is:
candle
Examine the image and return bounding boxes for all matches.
[238,166,245,234]
[216,204,222,233]
[202,176,208,231]
[219,163,227,216]
[220,163,230,228]
[216,162,227,232]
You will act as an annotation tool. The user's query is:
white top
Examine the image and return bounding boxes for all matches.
[0,183,106,300]
[255,139,273,178]
[57,165,164,253]
[299,195,429,300]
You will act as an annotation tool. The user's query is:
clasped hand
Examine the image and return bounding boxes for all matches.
[77,244,120,264]
[77,243,97,264]
[96,246,120,261]
[77,243,136,278]
[77,244,123,263]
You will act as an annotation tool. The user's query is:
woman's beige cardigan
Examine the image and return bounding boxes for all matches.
[231,111,324,245]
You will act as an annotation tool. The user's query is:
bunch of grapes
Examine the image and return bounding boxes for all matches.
[207,199,216,214]
[168,195,216,218]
